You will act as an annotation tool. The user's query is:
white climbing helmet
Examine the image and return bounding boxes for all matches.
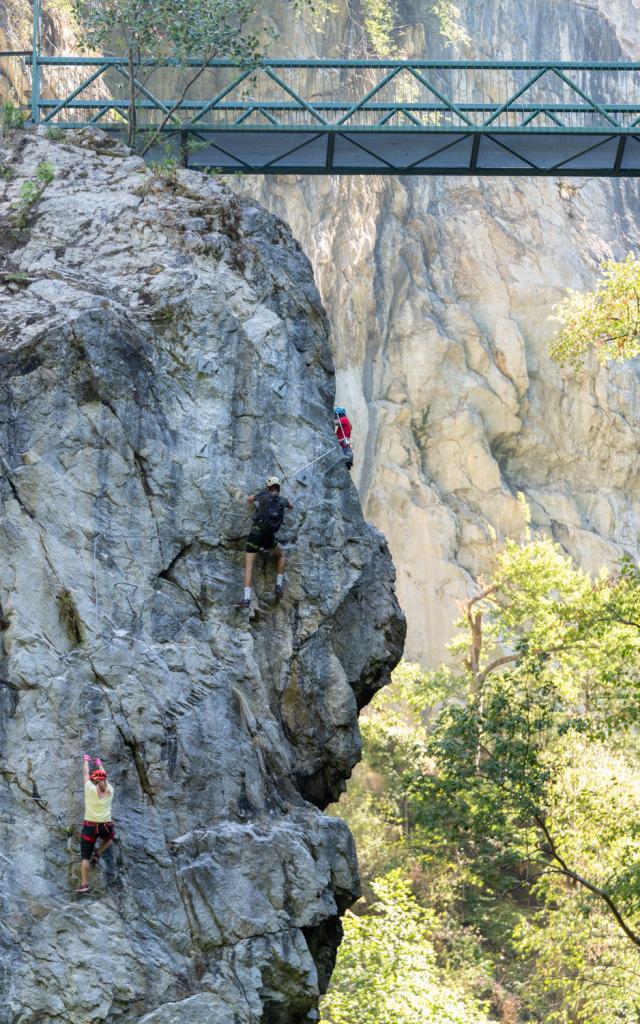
[266,476,281,489]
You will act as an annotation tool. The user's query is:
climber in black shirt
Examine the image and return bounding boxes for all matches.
[238,476,293,609]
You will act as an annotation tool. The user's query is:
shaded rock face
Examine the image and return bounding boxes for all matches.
[0,129,405,1023]
[239,0,640,663]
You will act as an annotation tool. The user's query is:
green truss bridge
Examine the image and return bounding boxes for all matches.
[5,52,640,175]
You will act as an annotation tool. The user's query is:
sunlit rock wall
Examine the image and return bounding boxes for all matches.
[238,0,640,662]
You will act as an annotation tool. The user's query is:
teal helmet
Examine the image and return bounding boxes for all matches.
[334,406,346,417]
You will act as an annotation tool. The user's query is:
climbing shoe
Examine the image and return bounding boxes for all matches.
[75,885,89,894]
[237,598,251,610]
[275,584,284,602]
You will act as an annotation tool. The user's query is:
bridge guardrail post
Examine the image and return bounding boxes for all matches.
[30,0,41,124]
[30,51,40,124]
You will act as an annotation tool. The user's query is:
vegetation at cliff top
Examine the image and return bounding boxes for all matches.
[550,253,640,368]
[61,0,472,153]
[70,0,311,150]
[322,536,640,1024]
[350,0,469,58]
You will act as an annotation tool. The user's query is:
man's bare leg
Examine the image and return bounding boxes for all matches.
[273,545,286,599]
[93,837,114,862]
[80,857,91,887]
[244,552,258,590]
[273,545,286,576]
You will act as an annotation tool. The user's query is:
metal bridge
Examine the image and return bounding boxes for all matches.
[5,51,640,175]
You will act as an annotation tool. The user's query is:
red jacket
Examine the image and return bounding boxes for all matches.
[335,415,352,448]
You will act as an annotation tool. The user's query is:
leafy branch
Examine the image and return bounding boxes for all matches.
[533,813,640,949]
[550,253,640,368]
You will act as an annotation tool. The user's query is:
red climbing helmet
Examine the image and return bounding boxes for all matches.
[90,768,107,782]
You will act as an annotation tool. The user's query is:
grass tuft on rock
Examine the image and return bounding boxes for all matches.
[57,588,83,645]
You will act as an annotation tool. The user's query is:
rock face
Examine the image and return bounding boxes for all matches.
[0,0,78,64]
[0,129,405,1023]
[239,0,640,663]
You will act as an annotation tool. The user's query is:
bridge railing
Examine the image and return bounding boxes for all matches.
[3,56,640,132]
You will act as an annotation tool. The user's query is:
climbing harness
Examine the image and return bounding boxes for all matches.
[324,452,350,475]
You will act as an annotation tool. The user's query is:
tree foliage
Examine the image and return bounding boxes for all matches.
[421,540,640,953]
[71,0,289,148]
[357,0,398,57]
[321,872,492,1024]
[550,253,640,367]
[430,0,470,46]
[345,0,468,59]
[325,541,640,1023]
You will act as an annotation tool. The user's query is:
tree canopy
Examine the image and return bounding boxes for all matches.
[322,872,492,1024]
[70,0,293,148]
[323,538,640,1024]
[550,253,640,367]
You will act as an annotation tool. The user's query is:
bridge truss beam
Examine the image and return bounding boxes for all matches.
[5,55,640,174]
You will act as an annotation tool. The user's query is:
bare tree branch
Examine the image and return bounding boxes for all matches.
[534,814,640,949]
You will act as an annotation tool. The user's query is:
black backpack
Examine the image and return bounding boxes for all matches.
[258,494,285,532]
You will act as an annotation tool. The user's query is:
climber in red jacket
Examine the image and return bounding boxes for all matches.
[333,407,353,470]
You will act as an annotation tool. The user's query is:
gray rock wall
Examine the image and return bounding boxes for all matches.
[0,129,405,1023]
[239,0,640,663]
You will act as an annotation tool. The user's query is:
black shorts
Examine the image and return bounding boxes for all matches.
[81,820,115,860]
[245,525,278,553]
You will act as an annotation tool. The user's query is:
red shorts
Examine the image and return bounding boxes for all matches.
[81,820,115,860]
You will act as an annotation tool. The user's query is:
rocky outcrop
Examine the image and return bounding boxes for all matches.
[0,128,405,1023]
[239,0,640,663]
[5,0,639,667]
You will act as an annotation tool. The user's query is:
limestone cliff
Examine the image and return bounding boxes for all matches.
[0,0,78,59]
[0,128,405,1023]
[239,0,640,663]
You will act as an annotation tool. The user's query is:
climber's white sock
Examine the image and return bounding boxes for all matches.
[244,587,252,601]
[276,575,284,587]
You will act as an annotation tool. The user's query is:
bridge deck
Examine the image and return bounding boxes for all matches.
[4,55,640,174]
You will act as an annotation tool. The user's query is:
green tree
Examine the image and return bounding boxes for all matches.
[550,253,640,367]
[346,0,468,59]
[71,0,279,149]
[408,539,640,1022]
[419,540,640,943]
[328,548,640,1022]
[325,666,502,1019]
[515,874,640,1024]
[321,871,492,1024]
